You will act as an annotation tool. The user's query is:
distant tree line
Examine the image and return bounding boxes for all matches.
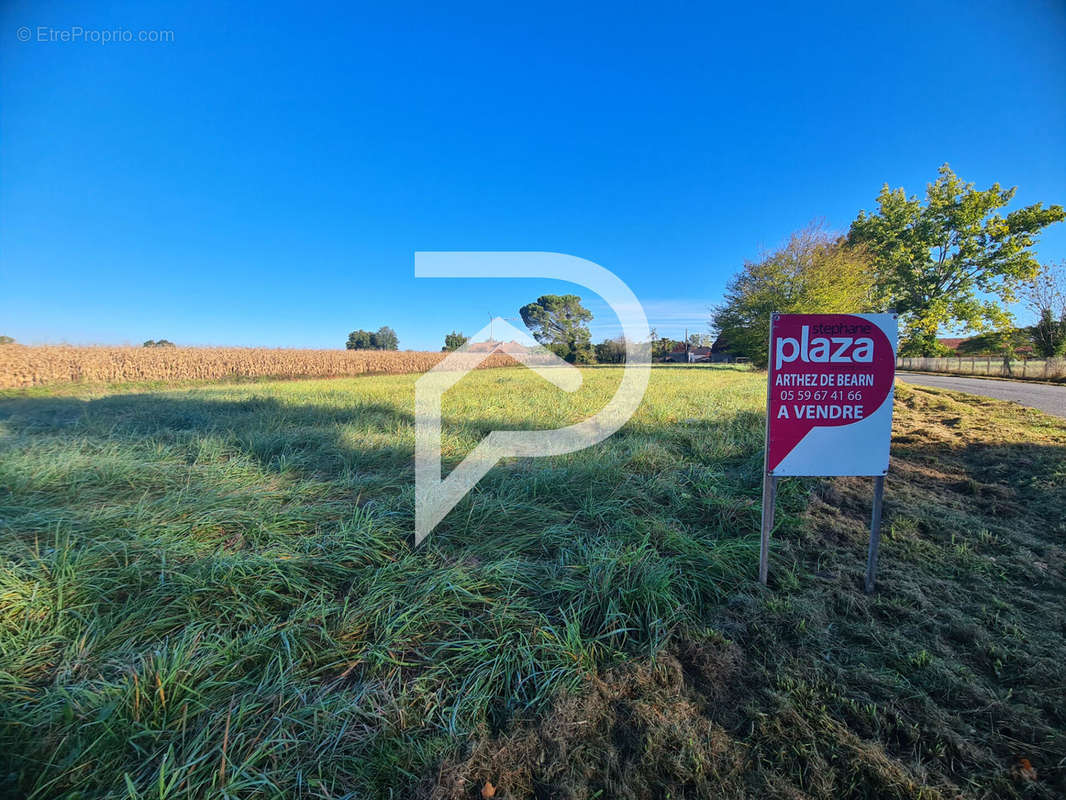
[594,337,626,363]
[429,298,722,365]
[346,327,399,351]
[143,339,176,348]
[431,298,713,365]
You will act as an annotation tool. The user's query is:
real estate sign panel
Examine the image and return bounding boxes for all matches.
[767,313,898,476]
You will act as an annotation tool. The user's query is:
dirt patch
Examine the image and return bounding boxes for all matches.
[428,643,748,800]
[426,637,950,800]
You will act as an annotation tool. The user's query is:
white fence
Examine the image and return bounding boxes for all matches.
[897,355,1066,381]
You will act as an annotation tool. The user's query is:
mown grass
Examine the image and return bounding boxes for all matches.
[0,366,1063,799]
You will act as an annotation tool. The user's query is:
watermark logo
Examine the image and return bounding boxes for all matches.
[15,26,174,44]
[414,252,651,545]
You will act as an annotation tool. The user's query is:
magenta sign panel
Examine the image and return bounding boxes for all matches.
[766,313,898,476]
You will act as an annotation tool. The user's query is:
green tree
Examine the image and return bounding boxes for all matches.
[1022,262,1066,358]
[1032,310,1065,358]
[371,326,399,351]
[143,339,175,348]
[848,164,1065,355]
[711,224,876,367]
[519,294,594,363]
[443,331,468,351]
[0,335,15,345]
[594,337,626,363]
[346,330,373,350]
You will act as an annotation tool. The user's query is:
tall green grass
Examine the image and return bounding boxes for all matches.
[0,366,770,798]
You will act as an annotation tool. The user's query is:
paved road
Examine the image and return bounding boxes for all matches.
[897,372,1066,419]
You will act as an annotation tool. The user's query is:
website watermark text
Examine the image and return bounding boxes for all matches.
[16,26,174,44]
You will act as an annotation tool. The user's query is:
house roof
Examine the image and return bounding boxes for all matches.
[464,339,530,353]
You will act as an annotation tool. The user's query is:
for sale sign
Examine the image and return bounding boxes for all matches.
[767,313,898,476]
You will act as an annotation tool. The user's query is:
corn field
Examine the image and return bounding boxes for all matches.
[0,346,517,389]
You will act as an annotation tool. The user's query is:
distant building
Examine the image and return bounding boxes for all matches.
[687,346,713,363]
[661,344,714,363]
[464,339,530,353]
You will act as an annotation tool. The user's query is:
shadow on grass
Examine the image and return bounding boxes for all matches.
[0,391,415,474]
[0,390,772,545]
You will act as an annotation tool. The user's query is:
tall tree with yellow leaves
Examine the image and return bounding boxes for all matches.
[711,223,876,368]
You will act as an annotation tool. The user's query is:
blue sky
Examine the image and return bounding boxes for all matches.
[2,0,1064,350]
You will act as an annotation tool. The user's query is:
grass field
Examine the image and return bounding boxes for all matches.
[1,366,1064,798]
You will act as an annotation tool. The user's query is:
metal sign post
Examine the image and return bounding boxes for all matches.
[758,472,777,585]
[864,475,885,593]
[759,345,776,586]
[760,473,886,592]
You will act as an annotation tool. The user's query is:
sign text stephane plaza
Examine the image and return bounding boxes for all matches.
[759,312,898,592]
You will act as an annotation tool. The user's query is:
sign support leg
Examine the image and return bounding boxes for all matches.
[864,475,885,594]
[758,473,778,585]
